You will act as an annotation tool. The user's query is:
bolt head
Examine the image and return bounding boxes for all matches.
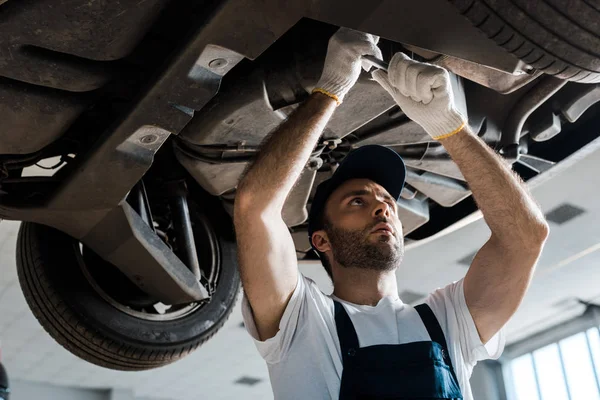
[140,134,158,144]
[208,58,228,69]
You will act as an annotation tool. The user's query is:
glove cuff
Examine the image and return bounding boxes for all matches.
[420,108,467,140]
[313,72,355,104]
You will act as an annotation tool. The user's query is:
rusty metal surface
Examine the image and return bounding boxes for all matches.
[0,80,88,154]
[501,76,568,149]
[0,0,170,91]
[434,55,543,94]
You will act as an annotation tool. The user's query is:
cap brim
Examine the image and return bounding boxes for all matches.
[329,145,406,201]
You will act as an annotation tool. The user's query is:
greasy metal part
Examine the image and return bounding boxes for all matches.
[282,168,317,227]
[179,59,395,147]
[174,142,255,164]
[178,68,287,147]
[176,152,248,196]
[501,76,568,152]
[559,84,600,123]
[388,141,468,181]
[130,181,154,230]
[323,79,397,140]
[352,117,431,147]
[170,193,202,281]
[396,197,429,235]
[291,230,312,256]
[403,157,465,181]
[530,112,562,142]
[83,203,209,303]
[405,170,470,207]
[48,126,172,212]
[516,155,556,174]
[401,185,417,200]
[433,55,543,94]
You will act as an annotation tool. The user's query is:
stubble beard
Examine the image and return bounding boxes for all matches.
[324,219,404,272]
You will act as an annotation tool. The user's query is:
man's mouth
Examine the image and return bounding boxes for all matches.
[371,223,394,236]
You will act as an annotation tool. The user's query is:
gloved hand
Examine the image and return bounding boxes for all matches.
[314,27,382,105]
[372,52,467,140]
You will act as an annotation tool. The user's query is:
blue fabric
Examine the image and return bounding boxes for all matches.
[334,301,463,399]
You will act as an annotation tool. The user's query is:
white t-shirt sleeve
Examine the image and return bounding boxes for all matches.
[424,278,505,366]
[241,273,314,364]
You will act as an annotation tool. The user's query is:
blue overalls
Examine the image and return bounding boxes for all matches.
[334,301,463,399]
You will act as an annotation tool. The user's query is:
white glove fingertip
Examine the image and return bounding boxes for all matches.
[368,34,380,46]
[431,68,450,90]
[371,69,388,84]
[371,45,383,62]
[372,70,394,93]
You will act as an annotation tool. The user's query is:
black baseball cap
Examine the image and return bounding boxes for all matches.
[307,145,406,253]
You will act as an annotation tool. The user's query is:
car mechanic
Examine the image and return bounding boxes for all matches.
[233,28,549,400]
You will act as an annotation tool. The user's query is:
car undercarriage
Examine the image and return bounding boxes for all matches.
[1,0,599,370]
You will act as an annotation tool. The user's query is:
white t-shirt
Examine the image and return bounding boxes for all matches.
[242,273,505,400]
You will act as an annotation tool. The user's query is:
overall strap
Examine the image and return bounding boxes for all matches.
[333,301,360,363]
[414,304,448,350]
[414,303,460,384]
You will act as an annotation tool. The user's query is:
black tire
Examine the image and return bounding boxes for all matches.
[16,202,240,371]
[449,0,600,83]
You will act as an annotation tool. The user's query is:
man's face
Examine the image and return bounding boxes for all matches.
[318,179,404,272]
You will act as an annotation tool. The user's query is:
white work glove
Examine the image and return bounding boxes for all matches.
[314,27,382,104]
[372,52,467,140]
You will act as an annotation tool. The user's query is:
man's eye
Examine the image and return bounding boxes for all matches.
[350,198,364,205]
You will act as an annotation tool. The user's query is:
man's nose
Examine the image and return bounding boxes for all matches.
[373,201,392,218]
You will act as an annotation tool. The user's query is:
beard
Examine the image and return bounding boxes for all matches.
[324,218,404,272]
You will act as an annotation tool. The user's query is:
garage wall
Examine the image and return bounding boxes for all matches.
[470,361,506,400]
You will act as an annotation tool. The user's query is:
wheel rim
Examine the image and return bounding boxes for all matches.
[75,199,222,322]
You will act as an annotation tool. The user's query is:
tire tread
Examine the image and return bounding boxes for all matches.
[16,222,239,371]
[449,0,600,83]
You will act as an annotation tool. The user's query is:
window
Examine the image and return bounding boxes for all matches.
[510,327,600,400]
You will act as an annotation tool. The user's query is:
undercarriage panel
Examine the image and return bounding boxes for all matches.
[0,0,598,263]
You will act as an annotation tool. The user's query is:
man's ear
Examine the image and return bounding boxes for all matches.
[312,230,331,253]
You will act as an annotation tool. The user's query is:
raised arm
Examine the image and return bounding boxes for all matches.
[438,127,548,343]
[234,28,381,341]
[373,53,549,344]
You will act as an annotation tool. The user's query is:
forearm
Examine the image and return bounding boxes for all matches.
[236,93,337,213]
[440,128,549,245]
